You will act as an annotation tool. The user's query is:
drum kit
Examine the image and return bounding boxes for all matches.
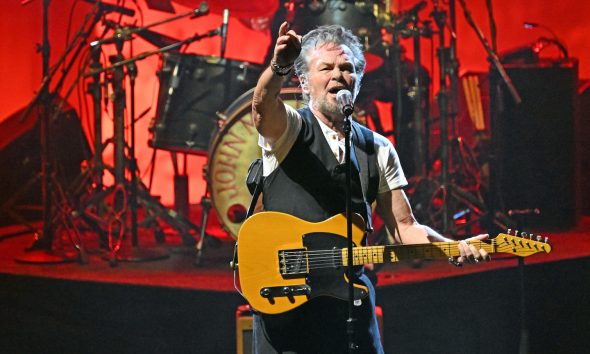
[100,0,495,257]
[22,0,503,264]
[147,0,403,245]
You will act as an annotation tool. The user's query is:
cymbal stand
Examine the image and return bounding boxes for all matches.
[409,15,428,177]
[432,1,451,232]
[387,2,431,178]
[422,0,517,236]
[97,31,171,265]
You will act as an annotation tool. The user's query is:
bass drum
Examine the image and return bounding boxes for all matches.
[207,87,304,239]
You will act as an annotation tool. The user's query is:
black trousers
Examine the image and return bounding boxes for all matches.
[252,275,383,354]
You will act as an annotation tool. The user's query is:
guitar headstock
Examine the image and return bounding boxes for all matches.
[494,229,552,257]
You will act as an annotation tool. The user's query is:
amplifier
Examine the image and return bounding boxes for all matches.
[235,304,384,354]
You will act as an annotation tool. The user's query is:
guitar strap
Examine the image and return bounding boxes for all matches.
[245,158,264,218]
[232,158,265,297]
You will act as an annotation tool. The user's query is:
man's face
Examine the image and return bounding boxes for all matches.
[302,43,358,117]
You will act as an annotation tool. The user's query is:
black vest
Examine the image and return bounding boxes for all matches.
[262,107,379,231]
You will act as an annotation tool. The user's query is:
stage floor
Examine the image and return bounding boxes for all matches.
[1,212,589,354]
[1,213,589,293]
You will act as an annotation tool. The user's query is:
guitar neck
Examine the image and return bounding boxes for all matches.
[342,241,495,266]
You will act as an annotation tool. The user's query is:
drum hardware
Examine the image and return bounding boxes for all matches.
[192,166,219,266]
[409,0,516,237]
[80,4,222,264]
[380,1,431,178]
[220,8,230,58]
[13,1,119,264]
[98,29,169,265]
[112,23,182,49]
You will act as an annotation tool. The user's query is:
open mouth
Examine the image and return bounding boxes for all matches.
[328,87,346,94]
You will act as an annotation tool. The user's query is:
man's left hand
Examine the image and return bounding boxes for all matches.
[456,234,491,265]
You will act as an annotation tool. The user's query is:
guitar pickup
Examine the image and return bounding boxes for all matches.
[260,285,312,303]
[278,248,308,278]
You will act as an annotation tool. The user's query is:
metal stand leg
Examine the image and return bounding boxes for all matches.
[193,165,222,266]
[194,190,212,266]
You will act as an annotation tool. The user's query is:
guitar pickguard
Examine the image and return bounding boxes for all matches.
[300,232,368,301]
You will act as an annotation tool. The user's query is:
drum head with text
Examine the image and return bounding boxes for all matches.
[208,87,304,239]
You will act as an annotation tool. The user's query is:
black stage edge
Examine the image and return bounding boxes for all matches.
[0,257,588,354]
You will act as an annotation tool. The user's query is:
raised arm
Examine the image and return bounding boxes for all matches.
[252,22,302,141]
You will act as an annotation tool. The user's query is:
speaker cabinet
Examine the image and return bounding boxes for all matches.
[490,60,579,228]
[579,80,590,215]
[0,102,90,225]
[235,304,384,354]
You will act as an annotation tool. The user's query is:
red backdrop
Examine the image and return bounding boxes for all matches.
[1,0,588,207]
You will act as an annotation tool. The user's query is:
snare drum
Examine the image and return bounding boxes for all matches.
[149,53,262,154]
[207,87,304,239]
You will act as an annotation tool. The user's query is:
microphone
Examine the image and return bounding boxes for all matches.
[190,1,209,19]
[336,90,354,117]
[392,0,426,31]
[220,9,229,58]
[523,21,569,59]
[83,0,135,17]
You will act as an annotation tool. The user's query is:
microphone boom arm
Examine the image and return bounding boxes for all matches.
[456,0,521,104]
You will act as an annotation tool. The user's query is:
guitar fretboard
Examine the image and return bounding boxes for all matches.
[341,241,495,266]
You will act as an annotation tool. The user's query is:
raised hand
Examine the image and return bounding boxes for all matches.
[273,21,302,67]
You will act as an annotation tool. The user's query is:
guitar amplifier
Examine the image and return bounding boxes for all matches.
[236,305,254,354]
[490,60,580,228]
[235,304,384,354]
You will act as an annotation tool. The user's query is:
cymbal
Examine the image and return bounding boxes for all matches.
[145,0,175,14]
[172,0,278,18]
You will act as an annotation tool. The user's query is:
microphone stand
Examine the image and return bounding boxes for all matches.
[343,106,356,353]
[89,2,209,48]
[456,0,520,234]
[432,2,450,232]
[456,0,520,104]
[16,0,106,263]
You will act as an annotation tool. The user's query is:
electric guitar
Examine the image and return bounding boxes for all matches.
[236,212,552,315]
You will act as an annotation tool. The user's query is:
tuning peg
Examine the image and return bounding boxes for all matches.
[520,232,528,238]
[515,230,519,236]
[536,235,542,242]
[544,236,549,243]
[507,229,512,235]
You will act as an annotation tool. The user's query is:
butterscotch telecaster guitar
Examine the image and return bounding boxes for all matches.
[236,212,552,315]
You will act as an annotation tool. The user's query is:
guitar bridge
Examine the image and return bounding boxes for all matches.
[278,248,308,278]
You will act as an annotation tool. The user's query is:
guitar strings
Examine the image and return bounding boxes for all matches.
[279,240,501,273]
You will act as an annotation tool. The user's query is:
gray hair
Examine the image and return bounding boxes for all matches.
[293,25,366,102]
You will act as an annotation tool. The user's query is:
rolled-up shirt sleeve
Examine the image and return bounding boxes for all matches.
[374,133,408,193]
